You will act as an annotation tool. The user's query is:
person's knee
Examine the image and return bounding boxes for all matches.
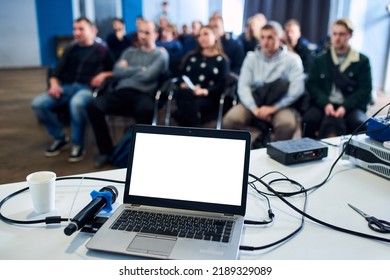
[31,93,48,110]
[70,91,92,111]
[222,105,247,129]
[222,114,242,129]
[31,97,40,110]
[272,109,298,140]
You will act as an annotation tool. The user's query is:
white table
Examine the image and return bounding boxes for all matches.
[0,142,389,260]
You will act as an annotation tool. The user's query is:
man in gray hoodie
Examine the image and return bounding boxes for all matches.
[88,20,169,167]
[222,21,305,147]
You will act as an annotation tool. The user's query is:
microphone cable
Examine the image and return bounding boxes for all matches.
[0,176,125,225]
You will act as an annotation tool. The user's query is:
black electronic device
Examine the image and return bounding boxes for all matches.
[266,138,328,165]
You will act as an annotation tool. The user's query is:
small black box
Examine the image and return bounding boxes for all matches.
[266,138,328,165]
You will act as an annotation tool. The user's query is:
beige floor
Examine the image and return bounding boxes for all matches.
[0,67,389,184]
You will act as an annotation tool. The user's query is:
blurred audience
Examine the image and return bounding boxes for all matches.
[106,18,132,60]
[156,23,184,75]
[283,19,315,74]
[128,16,144,48]
[209,15,245,75]
[179,20,203,55]
[239,13,267,54]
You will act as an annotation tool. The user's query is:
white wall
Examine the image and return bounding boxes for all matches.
[0,0,40,68]
[142,0,214,31]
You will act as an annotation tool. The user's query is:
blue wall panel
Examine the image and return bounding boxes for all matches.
[122,0,143,32]
[35,0,73,67]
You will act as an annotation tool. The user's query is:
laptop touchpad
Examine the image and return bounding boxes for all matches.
[127,235,176,256]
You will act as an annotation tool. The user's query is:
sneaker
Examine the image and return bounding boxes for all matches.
[44,139,69,157]
[68,145,85,162]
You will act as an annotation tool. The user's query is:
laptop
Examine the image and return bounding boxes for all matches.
[86,125,251,259]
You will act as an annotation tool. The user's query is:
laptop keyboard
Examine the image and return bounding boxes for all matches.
[110,209,234,242]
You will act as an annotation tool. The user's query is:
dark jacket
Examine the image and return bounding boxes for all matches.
[52,42,114,85]
[220,34,245,75]
[306,47,372,112]
[293,37,315,73]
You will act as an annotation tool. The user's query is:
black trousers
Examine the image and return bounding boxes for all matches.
[174,89,218,127]
[88,87,154,155]
[301,105,368,138]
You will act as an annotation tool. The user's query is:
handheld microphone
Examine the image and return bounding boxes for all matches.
[64,185,118,236]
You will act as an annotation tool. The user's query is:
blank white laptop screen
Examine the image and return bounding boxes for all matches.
[129,133,246,206]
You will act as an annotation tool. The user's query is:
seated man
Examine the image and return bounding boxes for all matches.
[31,17,114,162]
[222,21,305,147]
[179,20,202,55]
[239,13,267,55]
[87,20,169,168]
[156,23,184,76]
[302,18,372,139]
[283,18,315,75]
[106,17,132,60]
[209,15,245,75]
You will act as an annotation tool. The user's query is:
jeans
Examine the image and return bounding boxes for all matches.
[31,83,93,146]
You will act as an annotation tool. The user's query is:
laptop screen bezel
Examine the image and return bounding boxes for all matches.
[123,125,251,216]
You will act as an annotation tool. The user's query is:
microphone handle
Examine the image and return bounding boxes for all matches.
[64,197,106,236]
[72,196,106,229]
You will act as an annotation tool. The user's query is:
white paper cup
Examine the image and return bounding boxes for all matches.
[26,171,56,214]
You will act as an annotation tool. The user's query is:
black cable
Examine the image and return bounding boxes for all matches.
[56,176,125,184]
[240,173,308,251]
[244,182,274,225]
[0,176,125,225]
[0,186,66,225]
[251,172,390,244]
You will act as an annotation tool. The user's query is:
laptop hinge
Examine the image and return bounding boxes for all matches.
[129,204,141,207]
[224,213,234,217]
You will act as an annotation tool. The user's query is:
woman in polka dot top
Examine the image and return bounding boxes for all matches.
[173,25,230,127]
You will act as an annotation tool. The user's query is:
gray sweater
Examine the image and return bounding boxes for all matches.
[113,47,169,93]
[238,45,305,111]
